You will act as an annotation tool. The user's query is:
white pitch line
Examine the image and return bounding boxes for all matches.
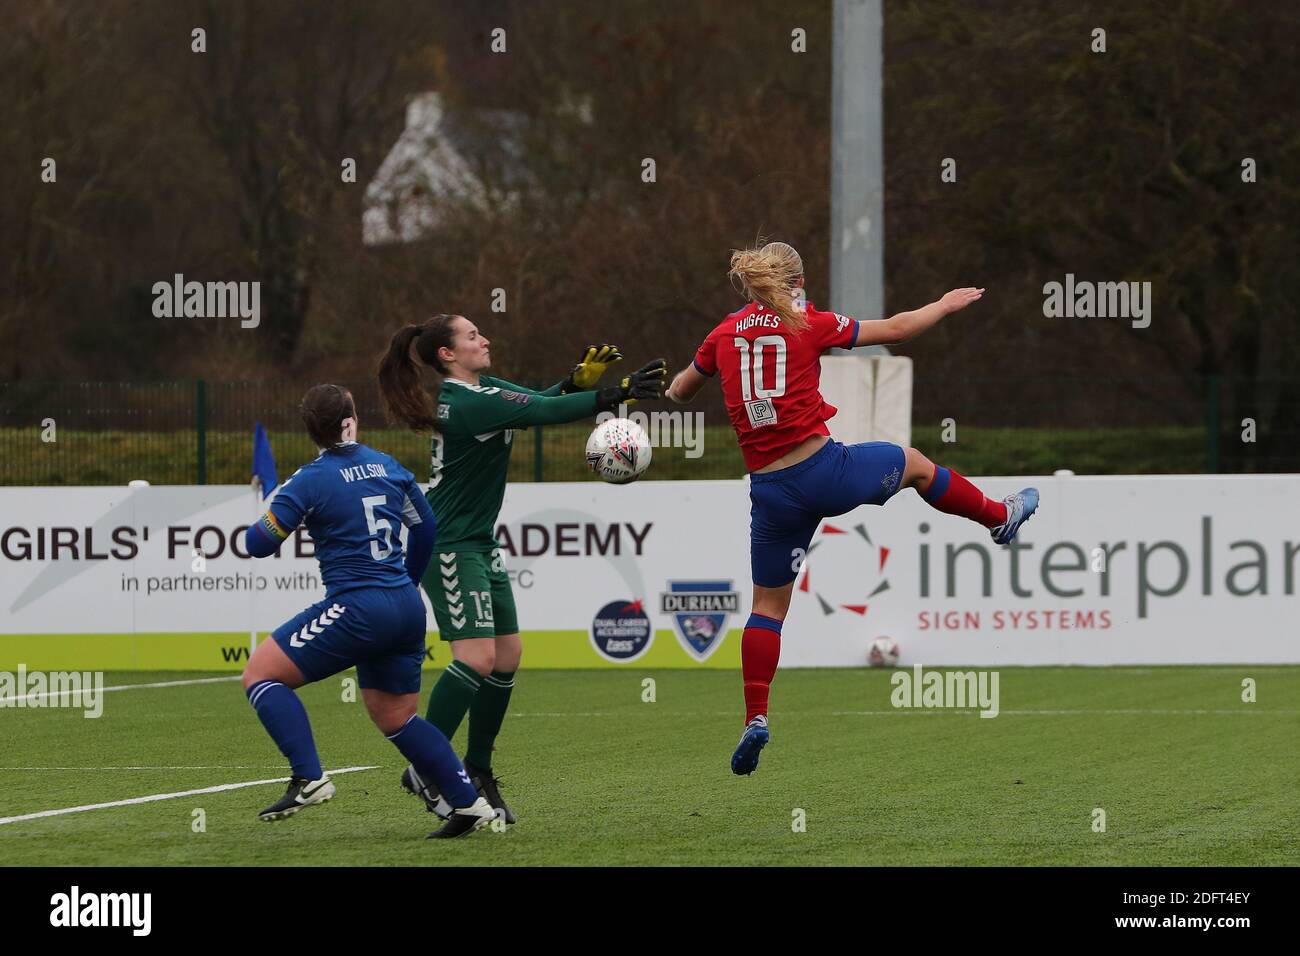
[830,710,988,717]
[829,709,1295,716]
[504,709,1296,718]
[0,765,379,826]
[1001,708,1298,715]
[6,674,242,705]
[0,766,291,771]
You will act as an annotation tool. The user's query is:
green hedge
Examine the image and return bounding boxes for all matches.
[0,424,1209,486]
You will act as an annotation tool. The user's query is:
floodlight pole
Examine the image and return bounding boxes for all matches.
[830,0,885,356]
[824,0,911,447]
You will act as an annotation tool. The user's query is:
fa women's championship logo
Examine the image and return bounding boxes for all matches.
[796,522,892,618]
[660,580,740,662]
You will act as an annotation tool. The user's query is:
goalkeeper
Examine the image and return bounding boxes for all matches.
[377,314,665,823]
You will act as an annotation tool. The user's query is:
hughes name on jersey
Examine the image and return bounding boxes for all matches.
[693,302,858,471]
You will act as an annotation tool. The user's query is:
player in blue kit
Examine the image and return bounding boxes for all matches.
[240,384,495,838]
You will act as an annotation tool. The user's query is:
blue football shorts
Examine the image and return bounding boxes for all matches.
[748,439,907,588]
[272,583,427,695]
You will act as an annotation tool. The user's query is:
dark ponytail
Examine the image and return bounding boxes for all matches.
[300,384,355,448]
[377,314,460,431]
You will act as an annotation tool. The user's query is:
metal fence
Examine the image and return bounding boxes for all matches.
[0,377,1295,486]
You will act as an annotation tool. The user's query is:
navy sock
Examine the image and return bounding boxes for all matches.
[246,680,323,780]
[387,714,479,810]
[923,465,952,502]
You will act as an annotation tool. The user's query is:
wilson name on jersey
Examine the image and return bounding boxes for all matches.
[693,301,858,472]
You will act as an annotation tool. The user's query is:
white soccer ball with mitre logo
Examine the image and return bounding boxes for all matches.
[586,417,652,484]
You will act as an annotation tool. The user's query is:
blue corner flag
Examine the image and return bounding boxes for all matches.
[252,422,278,498]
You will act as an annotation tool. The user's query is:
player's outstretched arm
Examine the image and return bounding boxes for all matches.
[454,360,666,431]
[667,363,708,404]
[496,344,625,396]
[853,287,984,347]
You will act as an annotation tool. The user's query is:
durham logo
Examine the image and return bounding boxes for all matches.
[660,580,739,662]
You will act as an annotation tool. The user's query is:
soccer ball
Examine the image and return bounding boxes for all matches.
[868,637,900,667]
[586,417,652,484]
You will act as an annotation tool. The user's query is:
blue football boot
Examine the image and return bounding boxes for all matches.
[731,715,770,776]
[990,488,1039,546]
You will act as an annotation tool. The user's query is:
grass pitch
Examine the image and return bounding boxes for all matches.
[1,667,1295,866]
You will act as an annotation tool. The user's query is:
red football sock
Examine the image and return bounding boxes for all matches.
[742,616,782,724]
[923,465,1007,528]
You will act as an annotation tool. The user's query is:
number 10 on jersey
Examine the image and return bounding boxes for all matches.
[734,335,786,428]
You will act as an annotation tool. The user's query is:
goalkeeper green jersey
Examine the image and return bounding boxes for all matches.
[426,375,601,552]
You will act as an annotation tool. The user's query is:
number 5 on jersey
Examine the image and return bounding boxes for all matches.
[361,494,395,560]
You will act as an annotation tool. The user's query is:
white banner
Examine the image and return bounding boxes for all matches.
[1,475,1297,665]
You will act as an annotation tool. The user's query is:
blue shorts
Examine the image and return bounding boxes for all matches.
[749,440,906,588]
[272,584,427,695]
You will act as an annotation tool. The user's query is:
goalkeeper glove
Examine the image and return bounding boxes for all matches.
[563,344,624,393]
[594,359,667,411]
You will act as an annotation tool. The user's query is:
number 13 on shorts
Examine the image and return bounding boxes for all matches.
[422,548,519,641]
[470,590,493,625]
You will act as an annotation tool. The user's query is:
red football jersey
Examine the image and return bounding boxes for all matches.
[693,301,859,472]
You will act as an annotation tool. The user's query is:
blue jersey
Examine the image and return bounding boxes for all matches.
[265,442,433,598]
